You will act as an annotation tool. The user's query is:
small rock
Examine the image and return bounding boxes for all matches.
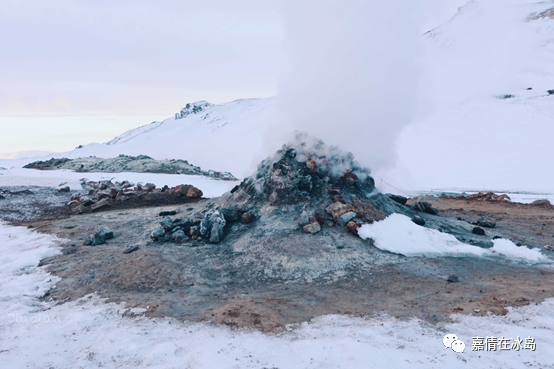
[98,226,114,240]
[386,193,408,205]
[159,211,177,217]
[298,210,310,227]
[314,213,327,225]
[150,227,166,241]
[474,309,481,313]
[89,232,105,246]
[209,223,224,243]
[447,275,459,283]
[172,229,188,243]
[58,186,70,193]
[303,221,321,234]
[241,212,253,224]
[189,226,200,238]
[472,226,486,236]
[123,246,139,254]
[411,202,438,215]
[412,216,426,226]
[325,202,357,221]
[338,211,357,226]
[477,216,496,228]
[159,216,175,231]
[345,220,360,236]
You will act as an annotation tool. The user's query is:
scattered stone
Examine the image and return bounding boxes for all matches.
[340,171,358,185]
[412,216,426,226]
[544,245,554,252]
[338,211,357,226]
[150,227,166,241]
[325,202,357,221]
[549,89,554,95]
[241,212,253,224]
[123,246,139,254]
[58,186,70,193]
[411,201,438,215]
[303,221,321,234]
[189,226,200,239]
[89,232,106,246]
[159,210,177,217]
[477,216,496,228]
[345,220,361,236]
[98,226,114,240]
[447,275,459,283]
[472,226,486,236]
[386,193,408,205]
[298,210,310,227]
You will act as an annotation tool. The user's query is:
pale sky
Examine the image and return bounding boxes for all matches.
[0,0,462,154]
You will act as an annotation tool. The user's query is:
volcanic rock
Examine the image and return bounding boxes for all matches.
[58,186,70,193]
[241,212,253,224]
[325,202,357,221]
[338,211,357,226]
[412,216,426,226]
[150,227,166,242]
[411,201,439,215]
[472,226,486,236]
[386,193,408,206]
[477,216,496,228]
[220,208,239,222]
[98,226,114,240]
[303,221,321,234]
[172,229,188,243]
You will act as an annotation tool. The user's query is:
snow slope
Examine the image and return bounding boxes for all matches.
[61,98,276,178]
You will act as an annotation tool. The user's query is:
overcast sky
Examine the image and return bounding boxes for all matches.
[1,0,463,154]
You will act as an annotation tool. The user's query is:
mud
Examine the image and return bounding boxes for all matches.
[29,197,554,333]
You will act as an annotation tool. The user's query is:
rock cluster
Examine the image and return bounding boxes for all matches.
[67,180,203,214]
[150,209,253,244]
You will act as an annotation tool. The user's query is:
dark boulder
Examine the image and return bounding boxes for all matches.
[472,226,486,236]
[412,216,426,226]
[386,193,408,206]
[477,216,496,228]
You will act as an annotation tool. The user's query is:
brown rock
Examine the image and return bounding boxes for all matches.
[340,171,358,185]
[186,186,203,198]
[351,196,386,223]
[314,213,327,225]
[109,187,119,198]
[169,184,192,197]
[325,202,357,221]
[332,195,346,204]
[345,221,361,236]
[306,159,318,173]
[144,183,156,192]
[241,212,253,224]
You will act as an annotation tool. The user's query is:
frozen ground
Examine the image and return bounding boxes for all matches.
[0,221,553,368]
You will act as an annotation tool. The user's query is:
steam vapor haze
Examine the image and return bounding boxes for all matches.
[275,0,421,175]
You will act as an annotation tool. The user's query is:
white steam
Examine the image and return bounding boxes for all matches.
[275,0,421,173]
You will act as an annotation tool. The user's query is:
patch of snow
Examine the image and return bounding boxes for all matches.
[359,214,548,262]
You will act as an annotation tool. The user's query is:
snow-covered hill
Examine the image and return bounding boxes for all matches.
[3,1,554,193]
[26,98,277,179]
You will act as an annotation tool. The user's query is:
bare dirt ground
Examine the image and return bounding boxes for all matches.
[26,194,554,333]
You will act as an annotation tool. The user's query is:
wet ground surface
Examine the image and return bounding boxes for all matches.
[23,196,554,333]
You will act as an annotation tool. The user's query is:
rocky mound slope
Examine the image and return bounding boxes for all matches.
[23,154,237,180]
